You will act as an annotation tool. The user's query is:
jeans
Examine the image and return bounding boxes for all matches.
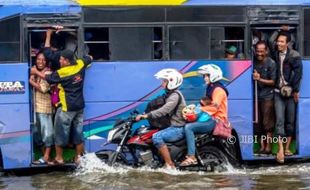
[274,93,296,137]
[184,119,216,156]
[33,113,54,147]
[152,126,184,148]
[54,108,84,147]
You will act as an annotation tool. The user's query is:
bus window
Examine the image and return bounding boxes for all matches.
[210,27,225,59]
[110,27,154,61]
[0,16,20,63]
[210,27,245,60]
[304,9,310,57]
[153,27,163,60]
[84,28,109,61]
[169,26,209,60]
[84,27,162,61]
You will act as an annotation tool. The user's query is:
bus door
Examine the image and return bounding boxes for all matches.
[25,13,81,163]
[250,23,299,158]
[247,6,301,159]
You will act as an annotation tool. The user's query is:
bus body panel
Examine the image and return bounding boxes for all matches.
[0,5,80,20]
[298,60,310,157]
[0,63,31,169]
[226,67,253,160]
[83,61,189,103]
[82,60,253,161]
[0,64,29,104]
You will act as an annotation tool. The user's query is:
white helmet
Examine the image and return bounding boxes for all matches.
[197,64,223,83]
[154,68,183,90]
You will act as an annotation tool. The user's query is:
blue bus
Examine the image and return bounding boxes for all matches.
[0,0,310,170]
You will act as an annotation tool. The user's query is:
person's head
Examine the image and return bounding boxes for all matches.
[35,52,47,71]
[255,41,268,62]
[59,49,75,68]
[198,64,223,85]
[154,68,183,90]
[225,45,237,60]
[276,31,291,52]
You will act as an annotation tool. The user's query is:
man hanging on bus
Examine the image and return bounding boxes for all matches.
[274,31,302,163]
[31,49,93,165]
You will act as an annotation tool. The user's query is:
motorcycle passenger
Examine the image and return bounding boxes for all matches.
[135,68,186,169]
[180,64,229,167]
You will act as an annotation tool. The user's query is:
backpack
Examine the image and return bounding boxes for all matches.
[145,91,181,129]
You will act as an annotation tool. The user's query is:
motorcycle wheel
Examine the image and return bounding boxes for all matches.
[96,150,115,164]
[198,146,229,172]
[96,150,127,166]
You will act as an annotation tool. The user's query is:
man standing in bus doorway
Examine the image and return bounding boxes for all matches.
[252,41,276,155]
[31,49,93,165]
[274,31,302,164]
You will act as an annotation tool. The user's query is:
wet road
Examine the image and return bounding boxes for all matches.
[1,154,310,190]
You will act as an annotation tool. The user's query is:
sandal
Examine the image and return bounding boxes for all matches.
[264,150,272,155]
[256,148,265,154]
[32,157,47,165]
[276,152,284,164]
[179,156,198,167]
[53,159,65,165]
[285,150,293,156]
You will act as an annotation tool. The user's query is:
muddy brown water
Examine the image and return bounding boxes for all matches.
[1,153,310,190]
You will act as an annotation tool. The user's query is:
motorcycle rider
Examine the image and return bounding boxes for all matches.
[136,68,186,169]
[180,64,229,166]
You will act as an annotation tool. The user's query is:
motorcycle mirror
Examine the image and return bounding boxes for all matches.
[114,119,125,127]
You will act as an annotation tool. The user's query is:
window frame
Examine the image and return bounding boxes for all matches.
[303,8,310,58]
[0,15,22,63]
[167,24,246,61]
[83,25,165,61]
[81,6,249,62]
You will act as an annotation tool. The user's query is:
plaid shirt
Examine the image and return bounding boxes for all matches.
[35,71,52,114]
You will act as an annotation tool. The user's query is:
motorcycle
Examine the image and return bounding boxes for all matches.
[95,111,240,172]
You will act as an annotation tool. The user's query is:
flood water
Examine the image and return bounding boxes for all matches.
[2,153,310,190]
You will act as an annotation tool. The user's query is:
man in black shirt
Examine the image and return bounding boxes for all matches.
[253,41,276,156]
[31,49,92,165]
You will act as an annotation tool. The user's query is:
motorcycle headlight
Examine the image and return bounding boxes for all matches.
[107,127,119,142]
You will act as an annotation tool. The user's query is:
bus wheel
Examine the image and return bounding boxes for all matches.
[198,146,229,172]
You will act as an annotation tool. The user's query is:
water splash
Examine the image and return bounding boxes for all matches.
[74,153,310,176]
[74,153,130,175]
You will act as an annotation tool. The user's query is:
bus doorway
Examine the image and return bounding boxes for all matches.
[26,13,81,164]
[250,25,299,159]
